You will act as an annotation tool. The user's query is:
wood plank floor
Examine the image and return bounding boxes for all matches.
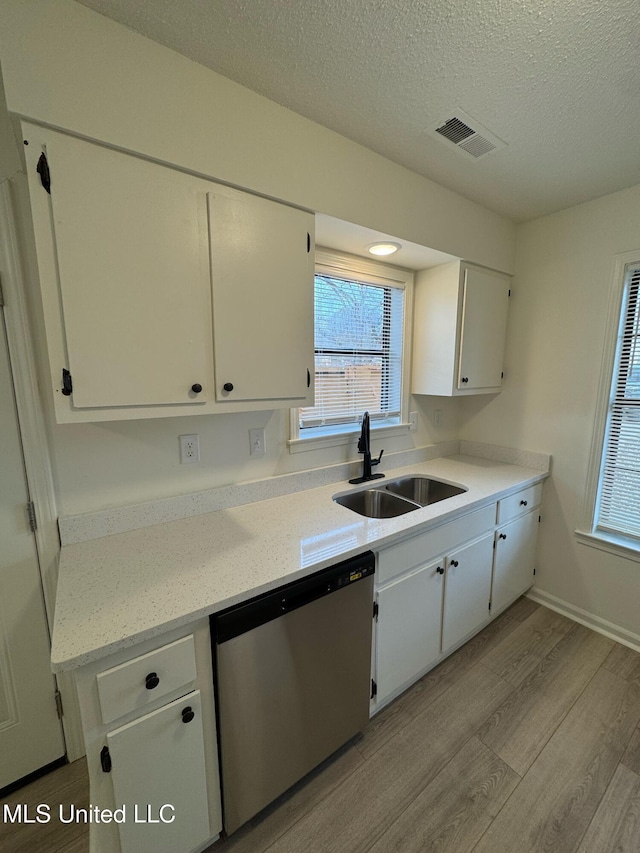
[4,598,640,853]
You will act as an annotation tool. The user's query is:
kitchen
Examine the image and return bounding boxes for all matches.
[1,1,640,852]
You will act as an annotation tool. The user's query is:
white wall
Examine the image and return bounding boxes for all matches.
[0,0,491,516]
[459,183,640,639]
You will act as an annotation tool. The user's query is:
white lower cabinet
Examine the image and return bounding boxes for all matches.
[107,691,210,853]
[441,534,494,653]
[492,510,539,616]
[372,483,543,713]
[74,621,222,853]
[375,561,443,706]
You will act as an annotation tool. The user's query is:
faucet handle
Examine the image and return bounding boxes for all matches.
[371,449,384,467]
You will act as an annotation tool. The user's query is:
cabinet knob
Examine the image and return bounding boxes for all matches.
[145,672,160,690]
[191,383,202,394]
[450,560,459,568]
[499,533,507,540]
[181,706,195,724]
[520,500,528,506]
[461,377,469,383]
[436,566,445,575]
[223,382,234,393]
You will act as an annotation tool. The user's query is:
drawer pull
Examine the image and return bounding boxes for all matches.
[145,672,160,690]
[436,566,445,575]
[499,533,507,540]
[182,706,195,724]
[520,500,528,506]
[450,560,459,568]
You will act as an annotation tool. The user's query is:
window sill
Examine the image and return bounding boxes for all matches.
[575,529,640,564]
[288,422,412,454]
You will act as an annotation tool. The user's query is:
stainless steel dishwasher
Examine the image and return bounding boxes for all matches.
[211,551,375,834]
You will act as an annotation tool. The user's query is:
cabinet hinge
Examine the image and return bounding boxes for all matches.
[27,501,37,533]
[488,601,492,612]
[0,273,4,306]
[54,689,63,719]
[61,368,73,396]
[492,539,496,549]
[538,515,542,523]
[508,289,511,297]
[501,371,504,379]
[37,152,51,194]
[533,567,536,576]
[100,746,112,773]
[370,679,377,700]
[373,601,379,621]
[307,232,311,253]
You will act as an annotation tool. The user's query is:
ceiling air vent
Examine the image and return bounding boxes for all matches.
[429,110,506,160]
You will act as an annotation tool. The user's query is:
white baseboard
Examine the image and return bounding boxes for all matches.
[527,587,640,653]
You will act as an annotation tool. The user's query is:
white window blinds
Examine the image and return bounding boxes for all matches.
[299,274,405,432]
[596,267,640,540]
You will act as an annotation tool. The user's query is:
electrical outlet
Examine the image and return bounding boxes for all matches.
[249,428,266,457]
[179,434,200,464]
[409,411,418,431]
[434,409,443,427]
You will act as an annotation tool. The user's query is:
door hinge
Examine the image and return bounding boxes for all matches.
[0,274,4,306]
[307,232,311,253]
[100,746,112,773]
[533,567,536,576]
[61,368,73,396]
[54,689,63,719]
[501,371,504,379]
[37,152,51,194]
[370,679,377,700]
[27,501,37,533]
[373,601,379,620]
[508,289,511,297]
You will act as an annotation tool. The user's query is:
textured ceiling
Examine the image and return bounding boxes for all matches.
[74,0,640,222]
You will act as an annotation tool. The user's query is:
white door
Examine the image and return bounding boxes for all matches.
[107,691,210,853]
[0,311,65,790]
[457,266,510,391]
[492,511,538,615]
[441,534,494,653]
[208,185,315,403]
[375,561,443,706]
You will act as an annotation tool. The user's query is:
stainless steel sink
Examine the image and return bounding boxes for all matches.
[384,476,467,506]
[333,475,467,518]
[333,489,421,518]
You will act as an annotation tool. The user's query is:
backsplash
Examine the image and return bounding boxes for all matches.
[58,440,550,545]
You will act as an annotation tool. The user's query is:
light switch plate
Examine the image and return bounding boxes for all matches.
[249,428,266,457]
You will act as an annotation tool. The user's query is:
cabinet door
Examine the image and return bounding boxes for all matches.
[457,266,510,391]
[208,186,314,403]
[441,534,493,653]
[41,133,213,409]
[375,562,443,706]
[492,511,538,615]
[106,690,210,853]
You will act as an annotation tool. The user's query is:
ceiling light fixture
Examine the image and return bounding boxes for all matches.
[367,242,401,256]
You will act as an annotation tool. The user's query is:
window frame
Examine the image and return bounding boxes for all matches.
[577,250,640,561]
[288,248,413,453]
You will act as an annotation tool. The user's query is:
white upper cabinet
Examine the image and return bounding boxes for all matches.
[23,124,315,422]
[208,185,314,404]
[411,261,511,396]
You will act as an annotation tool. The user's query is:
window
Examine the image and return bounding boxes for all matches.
[594,264,640,542]
[290,250,412,448]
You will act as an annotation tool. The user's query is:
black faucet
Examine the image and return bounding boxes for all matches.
[349,412,385,484]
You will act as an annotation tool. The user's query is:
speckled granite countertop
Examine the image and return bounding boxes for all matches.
[51,454,548,672]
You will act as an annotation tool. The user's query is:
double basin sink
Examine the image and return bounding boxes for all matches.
[334,476,467,519]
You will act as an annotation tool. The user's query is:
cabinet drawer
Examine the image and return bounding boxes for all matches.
[97,635,197,724]
[377,504,496,585]
[497,482,543,525]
